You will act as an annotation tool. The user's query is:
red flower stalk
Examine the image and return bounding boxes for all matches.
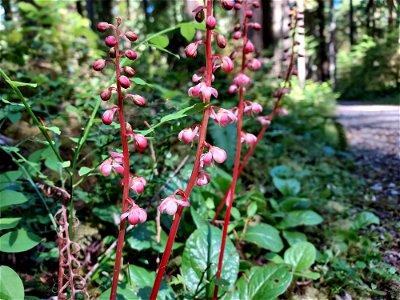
[211,1,301,226]
[150,1,232,298]
[92,17,148,300]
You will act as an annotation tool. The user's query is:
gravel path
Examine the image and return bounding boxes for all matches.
[337,102,400,277]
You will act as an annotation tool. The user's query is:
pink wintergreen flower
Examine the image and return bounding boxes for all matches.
[233,31,242,40]
[221,0,234,10]
[276,107,289,116]
[120,201,147,225]
[196,171,211,186]
[133,133,147,152]
[192,73,202,83]
[178,126,199,143]
[102,106,119,125]
[216,34,227,48]
[185,42,199,58]
[105,36,117,47]
[228,84,238,94]
[257,115,272,126]
[241,132,257,145]
[92,59,106,71]
[273,87,290,98]
[210,146,227,163]
[233,73,251,87]
[99,151,124,176]
[206,16,217,30]
[252,22,262,31]
[246,10,253,18]
[199,84,218,101]
[200,151,213,167]
[244,40,255,54]
[124,94,146,107]
[97,22,109,32]
[210,107,237,126]
[119,75,131,89]
[125,31,138,42]
[125,175,146,193]
[100,88,112,101]
[188,82,204,97]
[244,101,263,116]
[159,195,190,216]
[221,56,234,73]
[247,58,262,71]
[125,49,138,60]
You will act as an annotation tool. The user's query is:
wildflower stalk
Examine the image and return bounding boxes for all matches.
[211,3,300,223]
[150,1,216,298]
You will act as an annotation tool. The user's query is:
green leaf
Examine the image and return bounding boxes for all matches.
[181,225,239,298]
[146,43,179,59]
[0,190,28,209]
[0,265,24,300]
[190,207,208,229]
[284,241,316,272]
[273,177,301,196]
[209,122,237,169]
[180,23,196,41]
[0,218,21,231]
[99,283,139,300]
[352,212,380,230]
[282,230,307,246]
[247,264,293,300]
[294,271,320,280]
[0,229,41,253]
[61,161,71,168]
[93,205,121,225]
[243,223,283,252]
[131,77,150,86]
[247,202,258,217]
[270,165,293,178]
[17,2,38,13]
[148,35,169,48]
[78,167,93,176]
[280,197,310,211]
[44,126,61,135]
[278,210,323,229]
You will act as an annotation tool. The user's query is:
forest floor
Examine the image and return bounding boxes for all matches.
[337,102,400,276]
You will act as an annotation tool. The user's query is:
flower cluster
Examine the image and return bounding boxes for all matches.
[93,18,148,226]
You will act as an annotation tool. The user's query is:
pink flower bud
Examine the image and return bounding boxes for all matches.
[92,59,106,71]
[124,66,136,77]
[199,84,218,101]
[233,31,242,40]
[221,56,234,73]
[195,10,205,23]
[127,175,146,193]
[241,132,257,145]
[221,0,234,10]
[178,126,199,143]
[102,106,119,125]
[192,73,202,82]
[247,58,262,71]
[185,43,198,58]
[253,1,260,8]
[234,3,241,10]
[233,73,251,87]
[251,102,263,114]
[99,159,113,176]
[159,195,190,216]
[109,48,116,58]
[196,171,210,186]
[206,16,216,30]
[276,107,289,116]
[127,205,147,225]
[201,151,213,166]
[246,10,253,18]
[228,85,238,94]
[125,50,138,60]
[125,31,138,42]
[119,75,131,89]
[210,107,237,126]
[133,134,147,152]
[216,34,227,48]
[210,146,227,164]
[257,115,272,126]
[97,22,109,32]
[100,88,112,101]
[244,40,255,54]
[188,82,203,97]
[252,23,262,31]
[105,35,117,47]
[131,94,146,107]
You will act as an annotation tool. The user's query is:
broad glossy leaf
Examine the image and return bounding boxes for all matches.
[181,225,239,298]
[273,177,301,196]
[0,218,21,231]
[0,265,24,300]
[278,210,323,229]
[180,23,196,41]
[247,202,258,217]
[352,212,380,230]
[0,190,28,209]
[282,230,307,246]
[280,197,310,211]
[284,241,316,272]
[243,223,283,252]
[0,229,41,253]
[270,165,293,178]
[148,35,169,48]
[247,264,293,300]
[191,207,207,229]
[99,283,139,300]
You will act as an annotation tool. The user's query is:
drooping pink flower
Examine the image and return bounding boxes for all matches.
[120,200,147,225]
[257,115,272,126]
[233,73,251,87]
[196,171,210,186]
[244,101,263,116]
[210,107,237,126]
[246,10,253,18]
[92,59,106,71]
[100,88,112,101]
[221,0,234,10]
[252,22,262,31]
[192,73,202,83]
[185,42,198,58]
[233,31,242,40]
[105,36,117,47]
[244,40,255,54]
[125,50,138,60]
[125,31,138,42]
[216,34,227,48]
[221,56,234,72]
[210,146,227,163]
[99,151,124,176]
[178,126,199,143]
[247,58,262,71]
[125,94,146,107]
[241,132,257,145]
[200,151,213,167]
[126,175,146,193]
[199,84,218,101]
[206,16,217,30]
[188,82,204,97]
[133,134,147,152]
[102,106,119,125]
[97,22,109,32]
[228,84,238,94]
[159,195,190,216]
[275,107,289,116]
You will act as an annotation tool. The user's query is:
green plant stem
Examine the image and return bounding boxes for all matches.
[150,2,215,299]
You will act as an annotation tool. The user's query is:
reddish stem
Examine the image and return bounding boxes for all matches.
[212,3,249,297]
[150,1,214,299]
[110,26,132,300]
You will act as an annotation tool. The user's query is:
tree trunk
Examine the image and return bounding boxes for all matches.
[86,0,95,30]
[261,0,274,48]
[349,0,356,45]
[1,0,12,21]
[317,0,329,81]
[329,0,337,87]
[296,0,306,86]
